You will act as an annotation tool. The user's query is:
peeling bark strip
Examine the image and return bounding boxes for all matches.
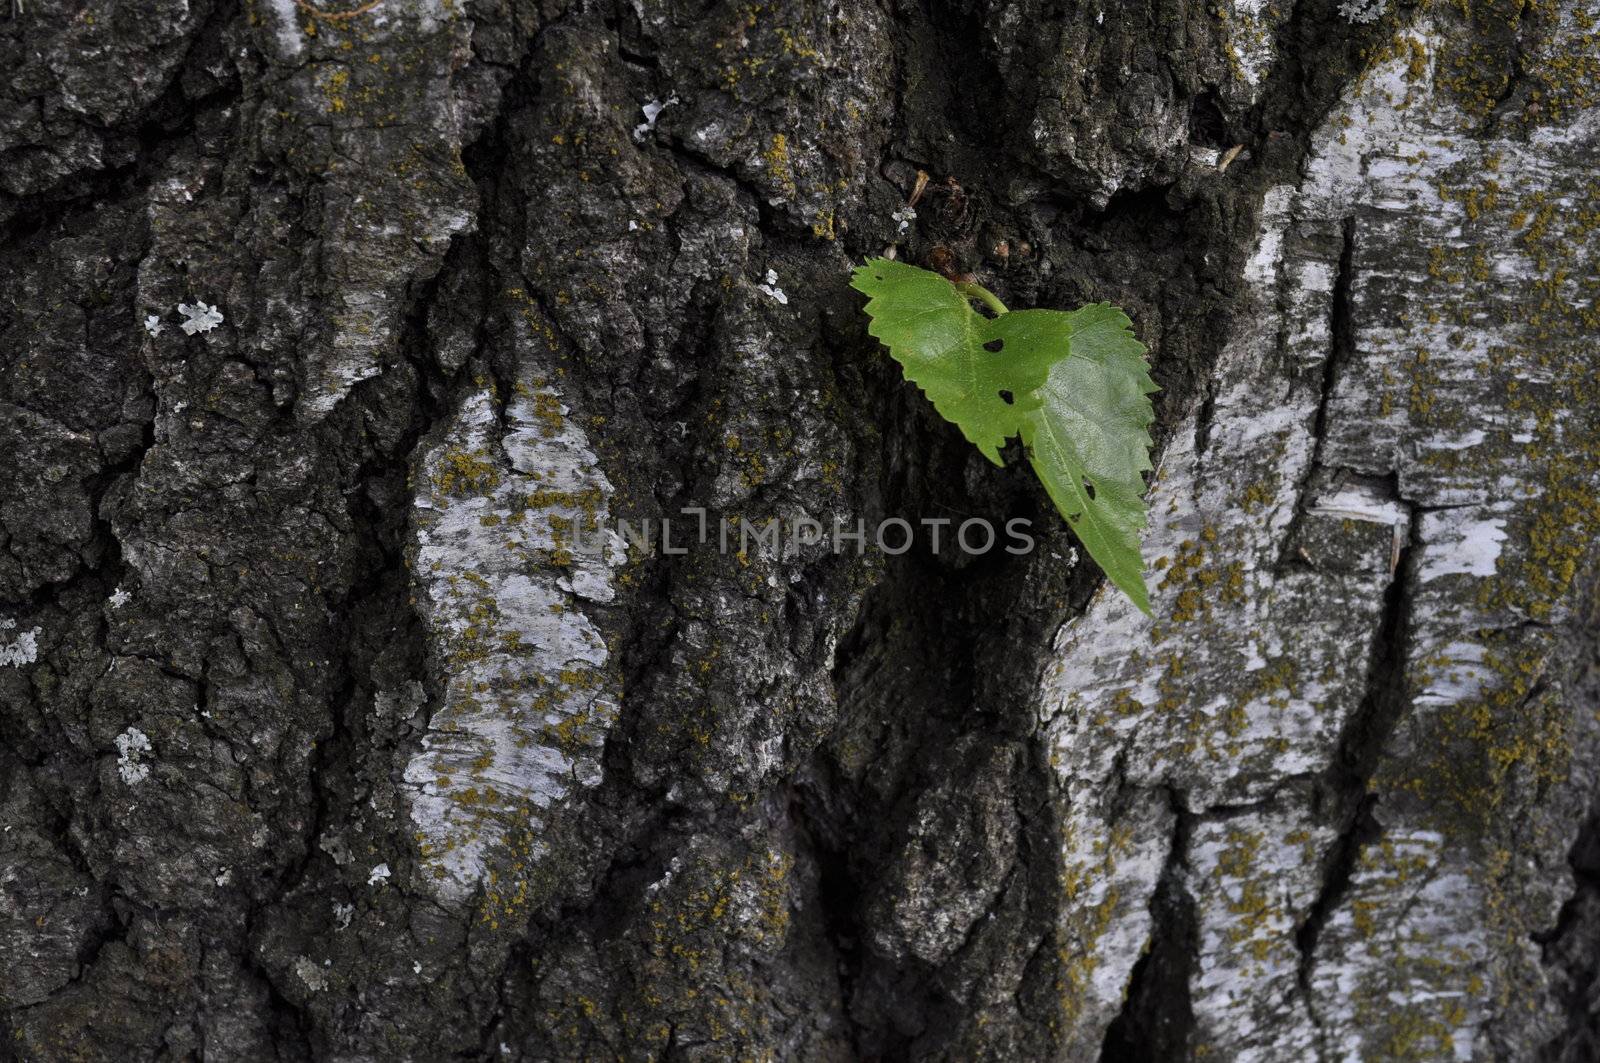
[1045,4,1600,1060]
[3,0,1599,1057]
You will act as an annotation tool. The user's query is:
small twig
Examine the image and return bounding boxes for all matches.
[1217,144,1245,173]
[908,169,930,207]
[295,0,384,21]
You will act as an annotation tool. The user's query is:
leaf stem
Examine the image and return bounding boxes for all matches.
[955,281,1008,316]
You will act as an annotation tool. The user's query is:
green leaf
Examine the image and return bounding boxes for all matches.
[850,258,1055,464]
[852,258,1157,614]
[1019,304,1158,614]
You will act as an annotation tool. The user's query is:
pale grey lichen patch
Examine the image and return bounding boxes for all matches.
[115,726,152,784]
[403,368,622,905]
[756,268,789,305]
[0,619,39,667]
[176,301,223,335]
[1339,0,1388,23]
[293,955,328,992]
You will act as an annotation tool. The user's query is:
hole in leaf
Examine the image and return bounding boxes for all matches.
[999,389,1015,405]
[983,338,1004,353]
[1084,481,1097,500]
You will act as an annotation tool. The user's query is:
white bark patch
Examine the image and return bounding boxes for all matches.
[1220,0,1288,95]
[283,6,478,421]
[1188,806,1333,1060]
[403,376,622,904]
[1417,511,1506,582]
[264,0,304,57]
[1040,9,1600,1052]
[1040,190,1381,1033]
[632,94,677,140]
[1055,788,1174,1053]
[1307,831,1483,1057]
[1306,24,1600,1053]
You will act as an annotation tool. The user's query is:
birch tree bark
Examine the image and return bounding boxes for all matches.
[1,0,1597,1059]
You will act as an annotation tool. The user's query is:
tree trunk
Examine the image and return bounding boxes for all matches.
[3,0,1598,1058]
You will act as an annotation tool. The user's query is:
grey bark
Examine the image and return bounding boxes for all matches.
[1,0,1597,1060]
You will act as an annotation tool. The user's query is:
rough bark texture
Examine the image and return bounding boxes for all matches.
[2,0,1597,1059]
